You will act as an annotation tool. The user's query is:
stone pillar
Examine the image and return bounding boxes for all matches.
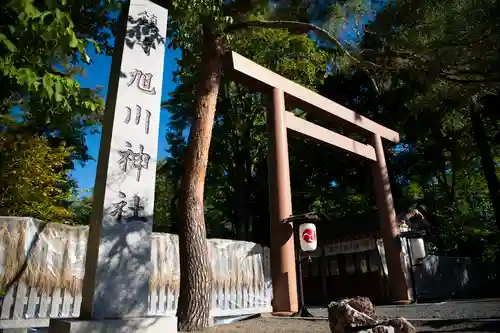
[49,0,176,332]
[370,134,411,303]
[267,88,298,314]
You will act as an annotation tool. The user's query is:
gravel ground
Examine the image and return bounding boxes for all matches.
[181,317,500,333]
[373,299,500,321]
[309,298,500,320]
[414,319,500,332]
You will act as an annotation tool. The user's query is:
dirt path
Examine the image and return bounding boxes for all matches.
[183,317,330,333]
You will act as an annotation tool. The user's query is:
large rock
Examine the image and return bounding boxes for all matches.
[328,299,377,333]
[327,298,416,333]
[386,317,417,333]
[346,297,375,317]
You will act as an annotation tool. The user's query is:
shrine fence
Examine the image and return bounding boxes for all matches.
[0,217,272,329]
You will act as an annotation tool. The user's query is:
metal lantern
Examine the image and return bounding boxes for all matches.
[282,211,322,317]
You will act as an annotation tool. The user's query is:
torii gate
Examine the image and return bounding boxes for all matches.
[224,51,410,314]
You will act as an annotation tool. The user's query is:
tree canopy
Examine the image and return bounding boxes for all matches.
[0,132,74,221]
[355,0,500,259]
[0,0,121,221]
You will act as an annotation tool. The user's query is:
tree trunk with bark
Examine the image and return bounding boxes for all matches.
[471,99,500,229]
[176,26,222,331]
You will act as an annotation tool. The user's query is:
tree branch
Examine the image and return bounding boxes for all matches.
[227,20,380,93]
[360,48,500,85]
[2,92,23,110]
[439,74,500,84]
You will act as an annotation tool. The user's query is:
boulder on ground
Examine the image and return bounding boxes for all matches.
[386,317,417,333]
[327,297,416,333]
[346,296,375,317]
[327,299,377,333]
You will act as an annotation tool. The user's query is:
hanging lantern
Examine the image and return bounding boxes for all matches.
[299,222,317,252]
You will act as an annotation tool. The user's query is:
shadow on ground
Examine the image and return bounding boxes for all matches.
[417,319,500,332]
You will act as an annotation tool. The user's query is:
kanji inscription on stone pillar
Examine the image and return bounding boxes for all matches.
[80,0,167,319]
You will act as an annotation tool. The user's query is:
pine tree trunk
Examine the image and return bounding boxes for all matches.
[470,100,500,229]
[176,26,222,331]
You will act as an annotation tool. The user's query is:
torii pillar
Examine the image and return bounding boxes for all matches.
[371,134,411,303]
[267,88,298,314]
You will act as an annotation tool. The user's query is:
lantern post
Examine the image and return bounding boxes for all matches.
[283,212,321,318]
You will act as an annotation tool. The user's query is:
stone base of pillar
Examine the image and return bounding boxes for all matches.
[48,316,177,333]
[272,311,295,316]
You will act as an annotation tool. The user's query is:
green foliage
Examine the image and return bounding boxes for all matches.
[319,71,500,261]
[362,0,500,93]
[0,0,120,224]
[0,0,119,161]
[310,0,500,262]
[166,0,369,89]
[154,160,177,232]
[0,132,75,222]
[68,194,93,225]
[164,26,329,241]
[161,0,381,252]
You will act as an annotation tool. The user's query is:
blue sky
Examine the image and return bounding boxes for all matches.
[71,46,181,195]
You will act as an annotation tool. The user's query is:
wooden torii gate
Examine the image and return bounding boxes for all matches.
[224,51,410,314]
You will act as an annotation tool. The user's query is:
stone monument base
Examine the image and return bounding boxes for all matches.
[48,316,177,333]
